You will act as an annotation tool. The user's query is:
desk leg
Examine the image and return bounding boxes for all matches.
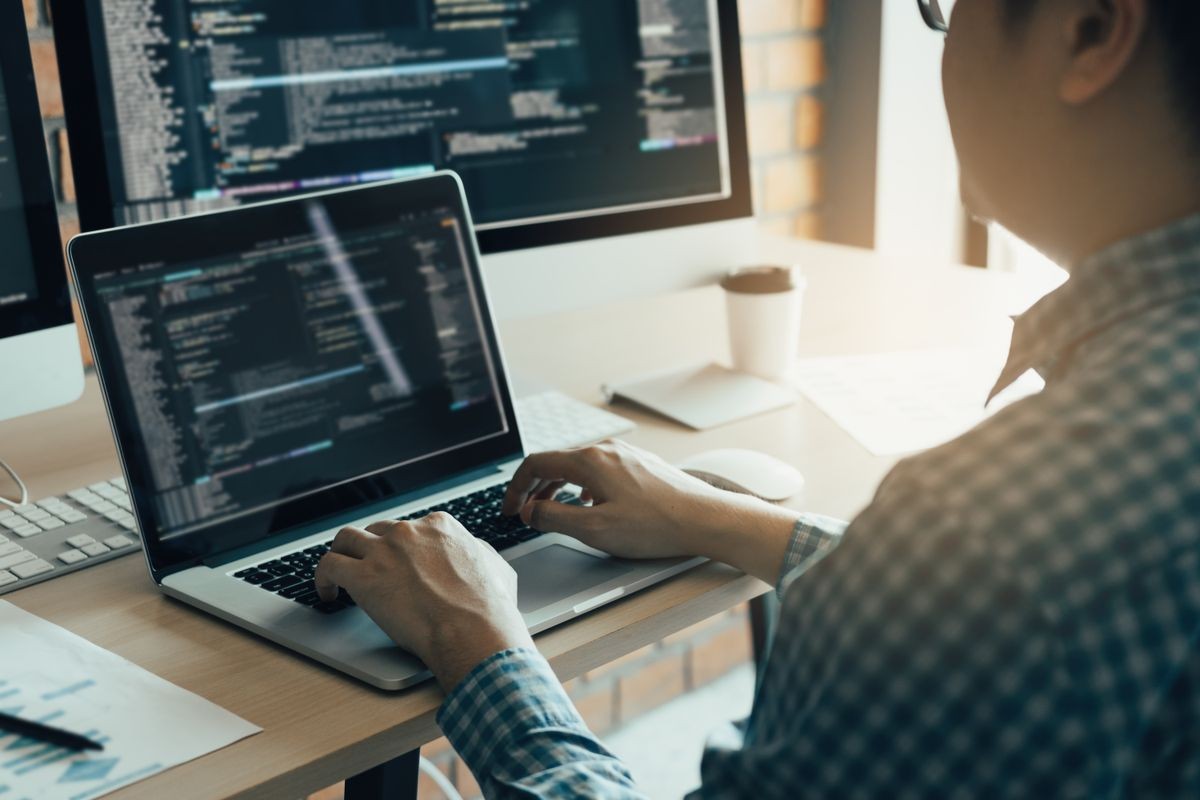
[748,593,776,669]
[344,748,419,800]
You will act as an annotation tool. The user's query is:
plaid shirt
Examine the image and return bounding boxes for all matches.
[438,214,1200,798]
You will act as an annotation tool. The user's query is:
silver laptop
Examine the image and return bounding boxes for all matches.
[68,173,701,690]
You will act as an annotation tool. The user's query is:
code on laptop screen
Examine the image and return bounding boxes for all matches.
[89,200,508,539]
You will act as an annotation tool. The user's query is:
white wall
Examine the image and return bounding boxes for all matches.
[874,1,965,265]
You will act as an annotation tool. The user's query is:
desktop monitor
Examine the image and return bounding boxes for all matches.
[0,0,84,423]
[50,0,753,317]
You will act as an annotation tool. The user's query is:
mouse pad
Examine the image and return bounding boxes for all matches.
[510,545,633,613]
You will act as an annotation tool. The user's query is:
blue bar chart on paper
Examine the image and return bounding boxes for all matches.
[0,602,258,799]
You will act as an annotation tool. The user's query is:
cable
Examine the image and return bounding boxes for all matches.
[419,756,464,800]
[0,458,29,509]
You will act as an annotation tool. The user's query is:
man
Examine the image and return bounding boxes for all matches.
[316,0,1200,795]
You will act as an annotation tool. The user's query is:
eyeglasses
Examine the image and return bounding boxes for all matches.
[917,0,956,33]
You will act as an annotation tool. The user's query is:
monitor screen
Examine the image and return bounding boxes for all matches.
[0,76,38,306]
[64,0,735,236]
[75,177,515,562]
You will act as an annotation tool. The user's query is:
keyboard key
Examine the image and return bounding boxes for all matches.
[13,504,37,514]
[58,510,87,524]
[262,574,302,592]
[81,542,111,557]
[0,541,22,557]
[119,519,138,531]
[0,518,23,530]
[18,508,49,522]
[13,524,41,538]
[0,570,16,587]
[12,559,54,579]
[233,567,255,578]
[37,519,65,531]
[0,550,36,570]
[68,489,96,502]
[36,497,63,509]
[241,571,272,585]
[103,535,135,550]
[67,534,97,548]
[88,482,112,493]
[57,549,88,565]
[280,581,316,598]
[110,477,127,491]
[103,510,126,522]
[89,501,118,515]
[293,590,321,606]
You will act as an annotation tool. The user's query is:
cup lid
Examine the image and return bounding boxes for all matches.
[720,265,804,294]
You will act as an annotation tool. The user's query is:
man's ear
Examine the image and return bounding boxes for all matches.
[1059,0,1150,105]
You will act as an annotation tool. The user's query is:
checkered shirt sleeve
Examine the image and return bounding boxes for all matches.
[438,514,842,799]
[777,512,847,596]
[438,646,644,798]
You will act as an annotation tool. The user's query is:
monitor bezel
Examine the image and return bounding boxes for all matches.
[68,173,526,579]
[50,0,752,253]
[0,1,72,339]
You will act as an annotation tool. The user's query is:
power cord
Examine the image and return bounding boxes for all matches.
[0,458,29,509]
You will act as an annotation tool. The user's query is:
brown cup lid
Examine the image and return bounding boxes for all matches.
[720,265,801,294]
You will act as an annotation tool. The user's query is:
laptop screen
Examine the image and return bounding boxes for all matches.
[71,174,523,574]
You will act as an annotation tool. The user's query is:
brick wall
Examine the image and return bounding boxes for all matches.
[741,0,826,239]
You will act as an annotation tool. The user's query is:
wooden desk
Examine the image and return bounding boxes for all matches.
[0,235,1054,798]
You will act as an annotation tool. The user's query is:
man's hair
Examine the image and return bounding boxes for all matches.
[1006,0,1200,146]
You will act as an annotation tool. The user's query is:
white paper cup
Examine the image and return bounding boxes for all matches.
[721,266,806,382]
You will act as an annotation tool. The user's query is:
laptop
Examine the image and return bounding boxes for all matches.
[68,172,701,690]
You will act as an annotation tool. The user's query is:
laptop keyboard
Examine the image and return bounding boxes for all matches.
[232,483,548,613]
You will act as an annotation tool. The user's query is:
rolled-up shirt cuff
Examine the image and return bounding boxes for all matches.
[777,513,846,597]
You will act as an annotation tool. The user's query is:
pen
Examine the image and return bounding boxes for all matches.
[0,710,104,752]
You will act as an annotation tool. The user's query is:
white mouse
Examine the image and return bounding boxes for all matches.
[679,448,805,503]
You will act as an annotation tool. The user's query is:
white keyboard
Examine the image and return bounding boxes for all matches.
[0,477,140,596]
[515,391,636,453]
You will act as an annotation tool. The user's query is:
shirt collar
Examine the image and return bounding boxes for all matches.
[989,212,1200,403]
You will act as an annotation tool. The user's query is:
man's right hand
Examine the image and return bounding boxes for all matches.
[502,440,802,583]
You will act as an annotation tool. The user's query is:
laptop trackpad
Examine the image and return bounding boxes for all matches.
[511,545,633,614]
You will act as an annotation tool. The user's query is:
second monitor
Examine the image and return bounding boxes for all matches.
[52,0,748,252]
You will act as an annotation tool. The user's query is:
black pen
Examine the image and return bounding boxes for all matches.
[0,710,104,752]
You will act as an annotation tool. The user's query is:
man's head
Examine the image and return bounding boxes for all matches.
[940,0,1200,266]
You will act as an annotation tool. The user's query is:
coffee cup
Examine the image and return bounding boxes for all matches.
[720,265,806,382]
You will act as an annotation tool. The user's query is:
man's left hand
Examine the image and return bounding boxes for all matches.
[314,512,533,692]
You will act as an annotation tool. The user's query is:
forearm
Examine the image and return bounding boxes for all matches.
[683,492,844,586]
[681,491,804,583]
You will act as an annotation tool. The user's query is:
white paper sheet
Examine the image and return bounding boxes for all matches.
[0,601,260,799]
[794,349,1044,457]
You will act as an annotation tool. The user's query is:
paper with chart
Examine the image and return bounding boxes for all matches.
[0,601,260,799]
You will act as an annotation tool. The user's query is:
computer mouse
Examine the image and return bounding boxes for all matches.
[678,448,805,503]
